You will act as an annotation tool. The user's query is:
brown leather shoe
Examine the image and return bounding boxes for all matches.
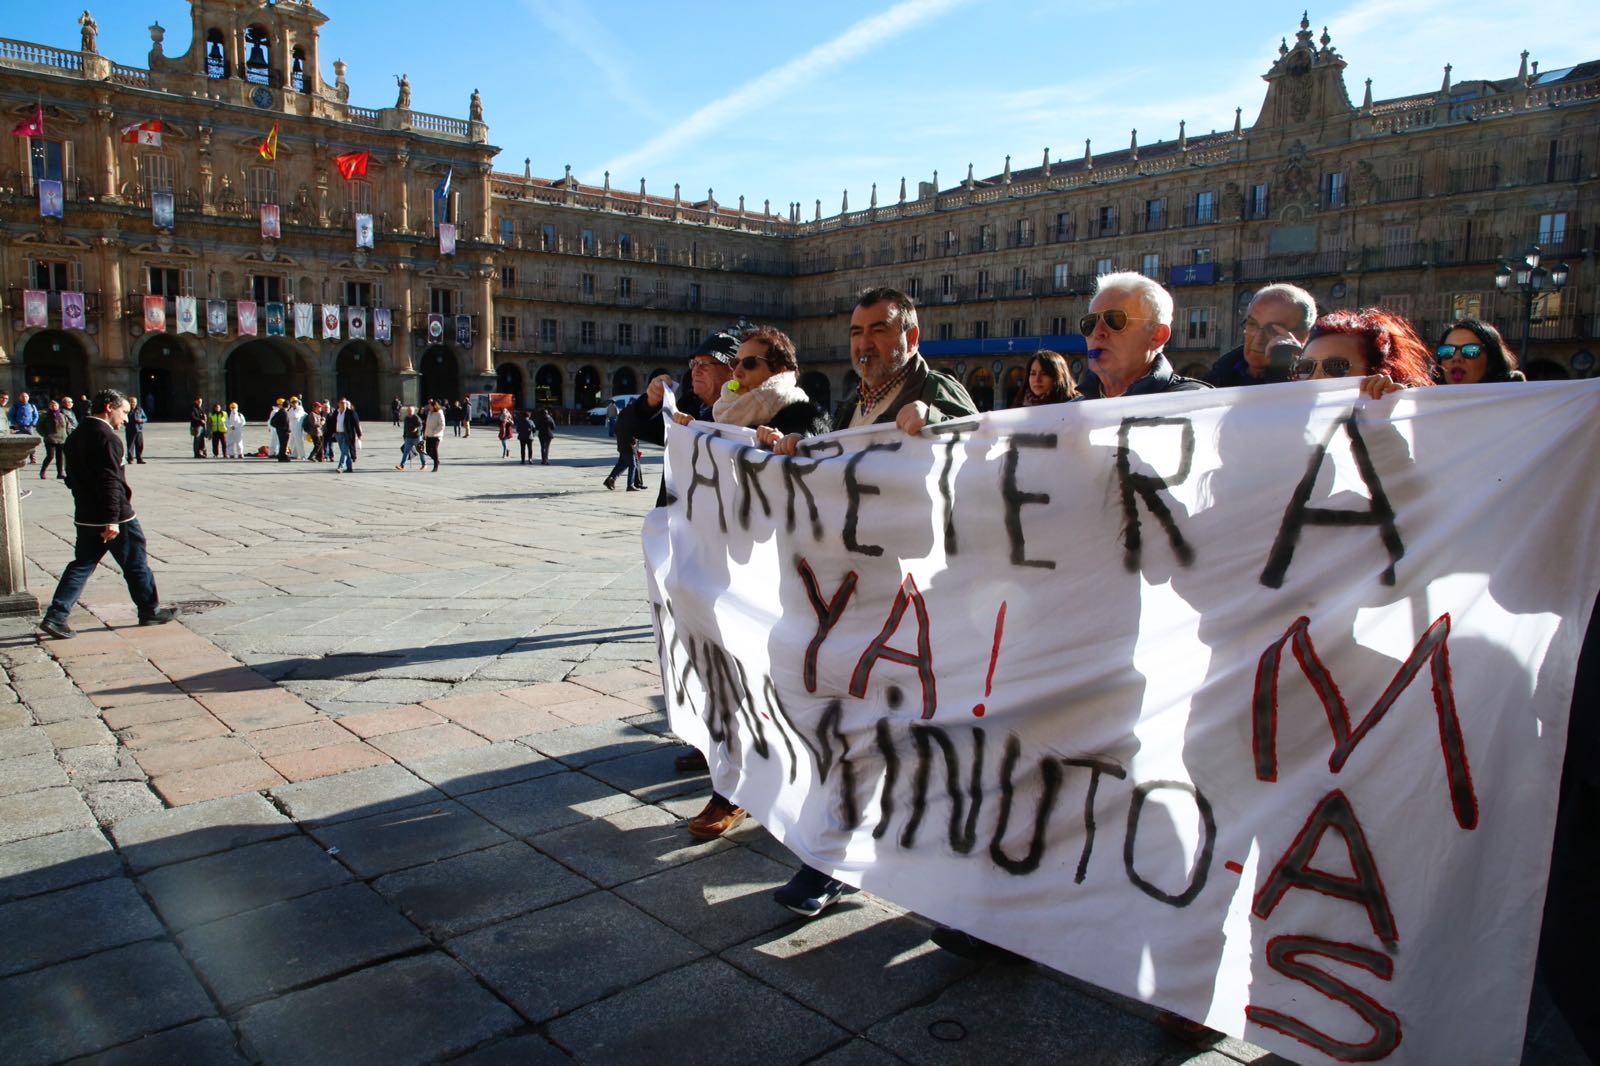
[687,797,746,840]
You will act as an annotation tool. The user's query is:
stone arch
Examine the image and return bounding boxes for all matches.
[574,365,602,410]
[224,338,312,422]
[418,346,461,405]
[800,371,831,413]
[611,366,638,396]
[534,364,563,408]
[133,332,202,420]
[966,366,996,412]
[1003,364,1027,407]
[335,342,382,417]
[495,362,525,409]
[19,330,91,404]
[204,28,230,79]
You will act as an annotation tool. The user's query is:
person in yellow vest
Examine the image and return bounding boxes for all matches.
[207,404,228,457]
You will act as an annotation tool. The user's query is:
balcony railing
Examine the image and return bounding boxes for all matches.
[1236,250,1347,282]
[1446,164,1500,194]
[1007,231,1037,249]
[1362,242,1428,270]
[967,235,997,254]
[1047,223,1077,244]
[6,289,103,329]
[1374,175,1423,202]
[411,311,481,340]
[1183,204,1219,226]
[1084,216,1120,239]
[1431,234,1506,265]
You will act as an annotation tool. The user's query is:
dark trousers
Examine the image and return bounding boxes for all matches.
[210,430,225,456]
[337,431,357,471]
[539,436,552,464]
[43,518,159,626]
[125,428,143,462]
[518,439,532,462]
[275,428,290,461]
[40,440,65,479]
[607,451,637,485]
[424,437,440,468]
[192,428,205,458]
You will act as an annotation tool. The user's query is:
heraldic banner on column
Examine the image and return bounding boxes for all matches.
[642,378,1600,1066]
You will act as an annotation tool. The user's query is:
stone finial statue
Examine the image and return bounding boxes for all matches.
[79,10,98,53]
[148,20,165,58]
[395,74,411,110]
[470,88,483,123]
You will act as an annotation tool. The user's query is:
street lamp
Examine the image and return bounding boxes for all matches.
[1495,245,1570,365]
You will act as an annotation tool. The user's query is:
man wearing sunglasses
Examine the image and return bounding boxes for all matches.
[1203,283,1316,388]
[1077,273,1211,399]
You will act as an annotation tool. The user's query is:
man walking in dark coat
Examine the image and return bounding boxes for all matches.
[268,400,291,462]
[38,389,175,639]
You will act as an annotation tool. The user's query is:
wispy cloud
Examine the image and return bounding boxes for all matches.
[518,0,661,121]
[593,0,975,183]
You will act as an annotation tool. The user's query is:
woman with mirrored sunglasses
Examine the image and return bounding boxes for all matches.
[1434,317,1525,385]
[1292,308,1435,398]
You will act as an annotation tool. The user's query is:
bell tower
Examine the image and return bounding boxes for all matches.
[153,0,329,113]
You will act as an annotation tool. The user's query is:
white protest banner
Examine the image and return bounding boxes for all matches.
[643,379,1600,1066]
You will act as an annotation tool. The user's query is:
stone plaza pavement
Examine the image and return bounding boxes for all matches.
[0,422,1584,1066]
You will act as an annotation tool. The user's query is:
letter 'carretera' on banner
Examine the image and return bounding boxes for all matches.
[643,380,1600,1066]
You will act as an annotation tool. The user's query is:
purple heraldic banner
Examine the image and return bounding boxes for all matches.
[60,290,86,331]
[38,179,64,219]
[374,307,391,342]
[455,314,471,348]
[207,299,229,336]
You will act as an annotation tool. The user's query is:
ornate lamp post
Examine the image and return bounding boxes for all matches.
[1494,245,1569,365]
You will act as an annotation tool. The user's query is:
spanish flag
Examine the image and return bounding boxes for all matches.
[335,150,370,181]
[258,122,279,162]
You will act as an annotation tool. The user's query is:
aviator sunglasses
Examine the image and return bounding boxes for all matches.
[1435,343,1484,360]
[1079,309,1154,335]
[1291,356,1354,380]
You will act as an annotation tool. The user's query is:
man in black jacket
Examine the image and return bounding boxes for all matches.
[268,399,291,462]
[39,389,175,639]
[1077,272,1213,398]
[188,398,207,458]
[1201,283,1316,388]
[331,398,362,473]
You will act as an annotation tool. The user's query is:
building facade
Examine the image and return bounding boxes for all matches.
[3,6,1596,419]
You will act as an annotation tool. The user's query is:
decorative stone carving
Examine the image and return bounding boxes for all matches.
[79,10,98,53]
[395,74,411,110]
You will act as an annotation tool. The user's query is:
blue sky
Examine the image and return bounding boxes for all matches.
[10,1,1599,215]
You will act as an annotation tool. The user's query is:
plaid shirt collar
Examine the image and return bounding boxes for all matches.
[855,358,915,416]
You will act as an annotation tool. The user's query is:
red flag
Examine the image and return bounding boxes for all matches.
[258,122,279,162]
[12,104,43,138]
[119,119,163,146]
[335,151,370,181]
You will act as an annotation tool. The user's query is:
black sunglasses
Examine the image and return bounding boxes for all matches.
[1079,309,1153,335]
[737,355,768,372]
[1292,356,1354,380]
[1435,344,1483,360]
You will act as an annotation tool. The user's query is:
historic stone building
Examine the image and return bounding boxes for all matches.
[3,5,1596,418]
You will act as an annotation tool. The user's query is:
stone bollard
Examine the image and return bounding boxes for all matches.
[0,435,43,617]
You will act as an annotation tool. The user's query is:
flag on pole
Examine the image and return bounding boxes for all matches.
[258,122,279,162]
[12,104,43,138]
[119,119,163,146]
[335,151,370,180]
[434,166,452,203]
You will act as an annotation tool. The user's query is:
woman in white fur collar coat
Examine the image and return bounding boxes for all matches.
[675,325,829,442]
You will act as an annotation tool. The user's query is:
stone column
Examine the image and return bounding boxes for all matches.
[473,264,493,378]
[0,436,43,617]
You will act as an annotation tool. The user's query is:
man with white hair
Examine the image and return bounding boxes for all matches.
[1077,272,1211,398]
[1203,283,1317,388]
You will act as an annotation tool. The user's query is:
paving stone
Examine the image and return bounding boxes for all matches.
[569,665,661,696]
[0,940,214,1066]
[373,840,591,938]
[271,762,441,826]
[615,847,803,952]
[866,966,1190,1066]
[338,678,454,705]
[0,753,69,797]
[10,677,82,704]
[265,742,393,782]
[0,828,120,902]
[309,798,512,879]
[498,681,598,710]
[238,953,520,1066]
[366,722,488,760]
[0,705,29,729]
[150,758,287,806]
[24,692,102,724]
[207,699,323,733]
[448,892,704,1024]
[459,769,640,839]
[179,882,428,1009]
[140,835,351,931]
[116,713,232,749]
[0,726,52,760]
[520,719,671,767]
[111,792,296,873]
[583,744,709,801]
[82,781,167,824]
[532,799,727,887]
[100,697,213,730]
[335,704,448,738]
[86,680,190,708]
[6,661,66,681]
[438,701,570,741]
[0,786,96,845]
[0,877,165,977]
[43,716,116,749]
[548,957,845,1066]
[243,718,358,757]
[133,736,259,776]
[448,1034,574,1066]
[724,900,973,1032]
[405,740,561,796]
[60,744,148,784]
[72,1018,248,1066]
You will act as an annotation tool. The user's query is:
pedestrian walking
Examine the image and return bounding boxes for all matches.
[39,400,68,480]
[268,399,291,462]
[187,398,207,458]
[514,409,534,463]
[423,400,444,470]
[534,407,556,465]
[304,403,325,463]
[11,391,40,464]
[332,398,361,473]
[397,405,422,468]
[37,388,176,640]
[498,410,514,457]
[391,396,401,426]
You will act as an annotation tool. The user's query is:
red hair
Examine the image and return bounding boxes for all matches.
[1308,308,1434,388]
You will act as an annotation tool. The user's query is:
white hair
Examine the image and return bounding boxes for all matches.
[1093,271,1174,329]
[1250,283,1318,332]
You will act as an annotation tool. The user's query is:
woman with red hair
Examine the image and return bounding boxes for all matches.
[1292,308,1435,397]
